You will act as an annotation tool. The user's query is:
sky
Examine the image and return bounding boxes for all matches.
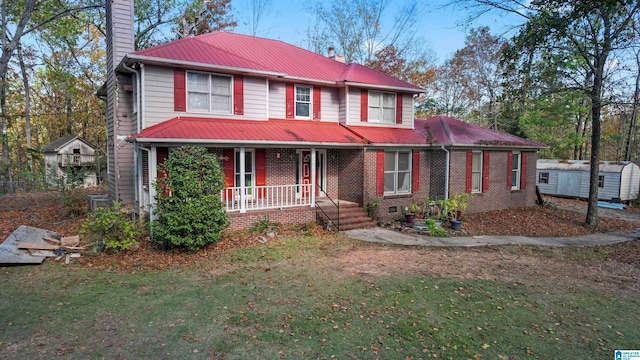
[229,0,526,65]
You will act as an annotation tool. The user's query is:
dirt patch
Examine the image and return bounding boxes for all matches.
[333,245,640,293]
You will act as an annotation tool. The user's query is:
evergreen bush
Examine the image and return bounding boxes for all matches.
[152,146,228,251]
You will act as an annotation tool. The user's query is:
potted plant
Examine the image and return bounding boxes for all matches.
[404,203,421,223]
[439,193,471,231]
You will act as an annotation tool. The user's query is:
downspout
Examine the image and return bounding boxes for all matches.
[121,64,141,132]
[441,145,450,199]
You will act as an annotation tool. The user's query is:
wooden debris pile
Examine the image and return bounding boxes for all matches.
[0,226,85,265]
[19,235,84,264]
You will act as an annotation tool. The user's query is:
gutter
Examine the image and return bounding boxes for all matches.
[121,64,141,133]
[441,145,450,200]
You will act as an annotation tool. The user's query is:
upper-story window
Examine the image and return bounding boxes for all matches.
[295,85,311,119]
[369,91,396,123]
[187,72,232,113]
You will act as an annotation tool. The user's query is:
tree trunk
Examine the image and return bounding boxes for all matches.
[17,47,31,149]
[585,55,606,226]
[66,96,72,135]
[624,51,640,161]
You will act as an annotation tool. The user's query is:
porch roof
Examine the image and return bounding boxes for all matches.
[128,117,366,146]
[345,125,427,146]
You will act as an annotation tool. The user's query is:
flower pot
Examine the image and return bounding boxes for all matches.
[405,214,415,223]
[449,219,462,231]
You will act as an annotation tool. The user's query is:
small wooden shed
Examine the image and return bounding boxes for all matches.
[536,159,640,201]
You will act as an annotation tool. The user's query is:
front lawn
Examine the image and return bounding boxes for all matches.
[1,235,638,359]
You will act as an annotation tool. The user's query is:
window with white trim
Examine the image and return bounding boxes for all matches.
[295,85,311,118]
[384,151,411,194]
[471,151,482,193]
[598,175,605,188]
[369,91,396,123]
[187,72,232,113]
[511,151,521,190]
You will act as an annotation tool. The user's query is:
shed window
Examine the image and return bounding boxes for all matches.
[598,175,604,188]
[538,172,549,184]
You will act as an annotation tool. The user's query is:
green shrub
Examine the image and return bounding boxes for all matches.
[426,218,448,237]
[81,202,144,253]
[152,146,228,251]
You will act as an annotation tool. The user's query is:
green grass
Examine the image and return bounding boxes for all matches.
[1,236,638,359]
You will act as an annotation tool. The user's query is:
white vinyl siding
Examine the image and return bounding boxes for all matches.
[268,81,286,119]
[143,66,267,127]
[321,87,340,122]
[384,151,411,195]
[347,88,360,124]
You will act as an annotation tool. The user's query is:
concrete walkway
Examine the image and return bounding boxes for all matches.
[343,227,640,247]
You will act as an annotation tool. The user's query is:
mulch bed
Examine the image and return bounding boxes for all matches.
[2,191,639,271]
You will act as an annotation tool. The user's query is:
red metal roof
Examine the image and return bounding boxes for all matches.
[129,117,366,145]
[345,125,427,145]
[415,116,546,148]
[129,32,422,92]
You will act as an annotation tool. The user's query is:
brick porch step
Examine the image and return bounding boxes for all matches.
[316,200,377,231]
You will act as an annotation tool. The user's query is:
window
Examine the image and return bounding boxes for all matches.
[235,150,255,196]
[538,172,549,184]
[598,175,605,188]
[471,152,482,193]
[369,91,396,123]
[187,72,232,113]
[384,151,411,194]
[511,151,521,190]
[295,85,311,118]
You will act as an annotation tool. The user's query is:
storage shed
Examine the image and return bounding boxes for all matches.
[536,159,640,201]
[43,135,97,188]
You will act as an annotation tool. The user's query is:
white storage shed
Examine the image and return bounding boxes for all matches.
[536,159,640,201]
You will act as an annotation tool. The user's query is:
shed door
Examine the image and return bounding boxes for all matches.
[557,172,581,197]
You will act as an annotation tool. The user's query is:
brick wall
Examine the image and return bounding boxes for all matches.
[449,149,537,213]
[227,207,316,230]
[363,148,432,222]
[337,149,364,204]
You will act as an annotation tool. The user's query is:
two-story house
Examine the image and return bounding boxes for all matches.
[104,0,545,230]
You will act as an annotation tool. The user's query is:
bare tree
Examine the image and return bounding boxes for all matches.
[245,0,272,36]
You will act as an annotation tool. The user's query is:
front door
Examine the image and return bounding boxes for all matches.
[297,150,326,198]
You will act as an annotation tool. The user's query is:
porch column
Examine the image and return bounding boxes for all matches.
[310,148,316,207]
[149,146,158,219]
[239,147,246,213]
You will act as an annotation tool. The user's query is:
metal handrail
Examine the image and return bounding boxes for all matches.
[316,188,339,231]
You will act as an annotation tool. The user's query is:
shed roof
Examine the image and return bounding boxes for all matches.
[537,159,638,173]
[42,135,95,152]
[126,32,423,93]
[415,116,546,149]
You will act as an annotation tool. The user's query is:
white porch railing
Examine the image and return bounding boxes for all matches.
[221,184,313,212]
